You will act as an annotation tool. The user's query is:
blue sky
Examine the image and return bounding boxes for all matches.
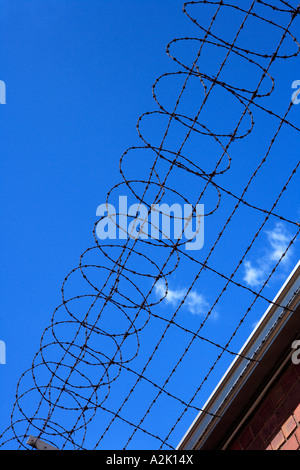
[0,0,299,450]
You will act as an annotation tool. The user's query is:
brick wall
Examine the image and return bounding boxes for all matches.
[230,361,300,450]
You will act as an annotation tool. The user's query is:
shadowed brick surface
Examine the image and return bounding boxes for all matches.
[230,362,300,450]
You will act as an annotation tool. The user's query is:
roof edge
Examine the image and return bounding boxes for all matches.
[178,260,300,450]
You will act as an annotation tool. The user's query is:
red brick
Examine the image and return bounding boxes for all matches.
[250,415,264,436]
[270,382,285,407]
[281,366,298,393]
[250,398,274,435]
[294,403,300,424]
[280,434,299,451]
[282,416,297,439]
[230,442,241,451]
[260,398,275,420]
[283,380,300,415]
[246,433,264,451]
[239,426,253,449]
[295,427,300,445]
[270,430,285,450]
[261,405,286,443]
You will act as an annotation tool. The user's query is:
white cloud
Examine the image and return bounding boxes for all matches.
[154,281,186,306]
[243,222,294,288]
[154,279,215,318]
[243,261,265,288]
[266,223,293,264]
[185,291,210,316]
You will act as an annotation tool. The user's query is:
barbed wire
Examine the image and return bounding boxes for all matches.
[1,0,299,450]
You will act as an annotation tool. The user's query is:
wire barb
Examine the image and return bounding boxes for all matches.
[1,0,299,451]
